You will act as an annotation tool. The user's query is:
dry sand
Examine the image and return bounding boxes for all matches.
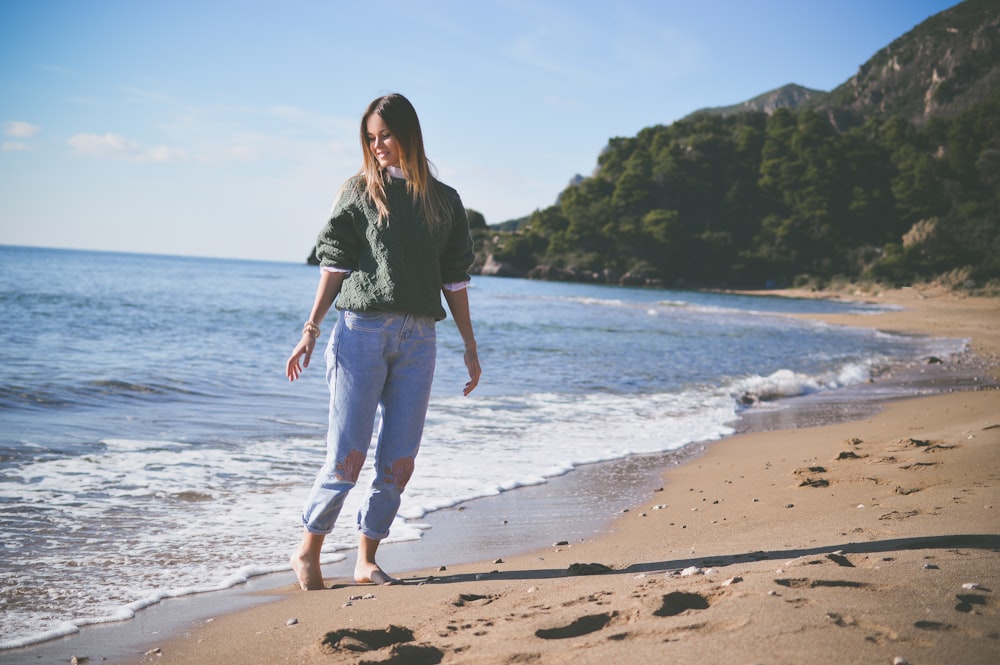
[122,288,998,664]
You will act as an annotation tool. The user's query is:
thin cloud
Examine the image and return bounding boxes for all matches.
[67,132,185,162]
[115,84,356,166]
[37,64,72,75]
[498,2,705,89]
[4,121,40,138]
[504,29,581,78]
[155,101,355,165]
[2,142,31,152]
[544,95,578,109]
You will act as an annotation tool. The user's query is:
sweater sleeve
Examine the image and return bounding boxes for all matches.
[440,191,475,284]
[315,180,364,270]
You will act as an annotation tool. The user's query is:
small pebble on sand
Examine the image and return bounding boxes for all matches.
[286,618,298,626]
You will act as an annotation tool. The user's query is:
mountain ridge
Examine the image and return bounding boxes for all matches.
[685,83,826,120]
[680,0,998,128]
[810,0,1000,125]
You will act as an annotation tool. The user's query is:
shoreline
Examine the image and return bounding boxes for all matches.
[4,287,998,664]
[135,392,999,664]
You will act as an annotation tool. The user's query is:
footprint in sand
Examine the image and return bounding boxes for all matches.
[879,509,921,521]
[914,619,958,631]
[322,624,414,652]
[826,612,900,644]
[775,578,871,589]
[899,461,938,471]
[955,593,989,613]
[652,591,712,617]
[320,625,445,664]
[891,438,959,454]
[836,450,866,460]
[378,644,446,664]
[793,466,831,488]
[451,593,495,607]
[534,612,617,639]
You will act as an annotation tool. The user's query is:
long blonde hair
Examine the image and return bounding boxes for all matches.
[359,94,450,225]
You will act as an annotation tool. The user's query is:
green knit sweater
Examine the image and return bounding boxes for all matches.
[315,174,474,321]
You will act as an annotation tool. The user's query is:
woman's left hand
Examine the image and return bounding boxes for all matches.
[462,344,481,396]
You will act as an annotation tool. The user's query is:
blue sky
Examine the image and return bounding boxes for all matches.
[1,0,961,263]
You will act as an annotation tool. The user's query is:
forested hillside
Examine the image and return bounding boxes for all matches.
[475,0,1000,291]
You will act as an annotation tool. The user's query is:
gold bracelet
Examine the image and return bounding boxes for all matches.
[302,321,321,338]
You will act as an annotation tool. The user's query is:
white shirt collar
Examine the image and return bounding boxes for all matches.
[386,165,405,179]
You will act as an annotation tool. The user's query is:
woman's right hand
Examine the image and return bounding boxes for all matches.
[287,271,344,381]
[286,333,317,382]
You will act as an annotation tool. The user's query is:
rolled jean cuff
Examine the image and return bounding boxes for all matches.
[358,525,390,541]
[302,521,334,536]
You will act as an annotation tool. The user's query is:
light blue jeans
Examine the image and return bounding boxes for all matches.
[301,310,436,540]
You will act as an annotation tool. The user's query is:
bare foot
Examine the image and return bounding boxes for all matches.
[354,535,399,584]
[354,564,400,585]
[291,551,325,591]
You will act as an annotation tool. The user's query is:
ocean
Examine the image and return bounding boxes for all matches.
[0,245,970,650]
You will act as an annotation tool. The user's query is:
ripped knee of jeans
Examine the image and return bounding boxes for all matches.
[381,456,415,492]
[334,449,366,483]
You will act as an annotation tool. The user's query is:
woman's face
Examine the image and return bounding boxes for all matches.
[366,114,401,169]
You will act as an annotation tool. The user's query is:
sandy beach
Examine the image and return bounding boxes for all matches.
[26,287,1000,665]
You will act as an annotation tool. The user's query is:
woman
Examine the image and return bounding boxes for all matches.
[286,93,480,590]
